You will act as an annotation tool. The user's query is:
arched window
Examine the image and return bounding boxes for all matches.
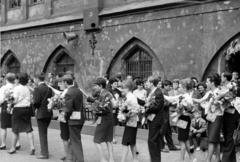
[125,48,152,79]
[7,56,21,73]
[55,53,74,75]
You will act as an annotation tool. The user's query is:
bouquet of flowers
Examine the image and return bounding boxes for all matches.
[4,89,14,114]
[47,94,66,111]
[93,96,112,115]
[171,94,194,122]
[117,100,141,123]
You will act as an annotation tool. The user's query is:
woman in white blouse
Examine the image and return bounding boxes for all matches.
[8,73,35,155]
[0,73,15,150]
[192,73,223,162]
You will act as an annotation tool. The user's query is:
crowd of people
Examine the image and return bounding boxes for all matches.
[0,70,240,162]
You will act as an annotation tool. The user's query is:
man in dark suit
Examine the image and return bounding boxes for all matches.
[63,75,85,162]
[145,76,165,162]
[33,74,53,159]
[160,80,179,152]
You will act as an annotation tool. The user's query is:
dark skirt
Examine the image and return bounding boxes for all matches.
[122,126,138,146]
[207,116,223,143]
[1,101,12,129]
[178,115,191,141]
[93,119,113,144]
[12,107,33,133]
[60,121,70,141]
[113,112,119,126]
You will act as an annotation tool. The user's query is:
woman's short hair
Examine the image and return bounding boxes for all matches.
[207,73,221,86]
[109,77,118,85]
[122,79,134,91]
[172,79,180,84]
[19,73,29,85]
[5,73,16,83]
[34,73,45,81]
[197,82,207,89]
[180,78,193,91]
[135,79,144,86]
[94,77,106,88]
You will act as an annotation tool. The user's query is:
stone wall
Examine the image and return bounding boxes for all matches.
[1,0,240,92]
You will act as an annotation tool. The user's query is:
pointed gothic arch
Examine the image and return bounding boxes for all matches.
[202,31,240,81]
[1,50,21,74]
[43,45,75,76]
[106,37,165,79]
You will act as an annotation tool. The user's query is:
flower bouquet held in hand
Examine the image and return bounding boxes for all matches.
[5,89,14,114]
[117,99,141,127]
[47,94,66,122]
[171,94,194,123]
[141,92,156,124]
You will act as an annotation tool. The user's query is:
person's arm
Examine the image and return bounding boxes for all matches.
[190,119,195,132]
[0,86,6,105]
[13,87,19,104]
[33,88,42,108]
[64,93,74,120]
[198,119,207,133]
[164,95,181,103]
[192,92,211,103]
[146,91,164,114]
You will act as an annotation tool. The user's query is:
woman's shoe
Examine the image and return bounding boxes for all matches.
[30,149,35,155]
[8,150,16,154]
[192,158,197,162]
[0,146,6,150]
[16,145,21,150]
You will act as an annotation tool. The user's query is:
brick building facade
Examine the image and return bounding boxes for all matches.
[1,0,240,92]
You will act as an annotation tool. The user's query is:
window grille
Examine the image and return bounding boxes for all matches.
[125,48,152,79]
[55,53,74,75]
[7,57,20,74]
[9,0,21,9]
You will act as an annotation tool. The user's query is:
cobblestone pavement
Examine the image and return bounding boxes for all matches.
[1,127,240,162]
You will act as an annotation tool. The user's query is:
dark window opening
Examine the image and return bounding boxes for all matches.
[9,0,21,9]
[55,53,74,76]
[7,57,20,74]
[125,48,152,79]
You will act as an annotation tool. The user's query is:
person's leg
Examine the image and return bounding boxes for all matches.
[214,143,221,162]
[106,142,114,162]
[16,136,20,147]
[148,126,161,162]
[185,140,195,160]
[95,143,107,162]
[207,142,215,162]
[196,133,202,148]
[121,145,129,162]
[165,122,177,149]
[69,125,84,162]
[189,132,194,147]
[27,131,35,150]
[112,126,116,144]
[130,145,138,162]
[0,128,7,147]
[62,140,70,157]
[179,141,186,162]
[9,132,19,152]
[37,118,50,156]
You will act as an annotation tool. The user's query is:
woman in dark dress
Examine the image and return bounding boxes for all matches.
[120,80,139,162]
[165,79,196,162]
[58,78,70,161]
[8,73,35,154]
[193,73,224,162]
[0,73,15,150]
[109,77,122,144]
[90,77,114,162]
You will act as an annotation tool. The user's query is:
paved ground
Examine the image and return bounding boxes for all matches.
[1,127,240,162]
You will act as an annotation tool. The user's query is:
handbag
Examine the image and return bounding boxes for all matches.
[70,111,81,120]
[206,113,217,122]
[233,123,240,146]
[177,119,188,129]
